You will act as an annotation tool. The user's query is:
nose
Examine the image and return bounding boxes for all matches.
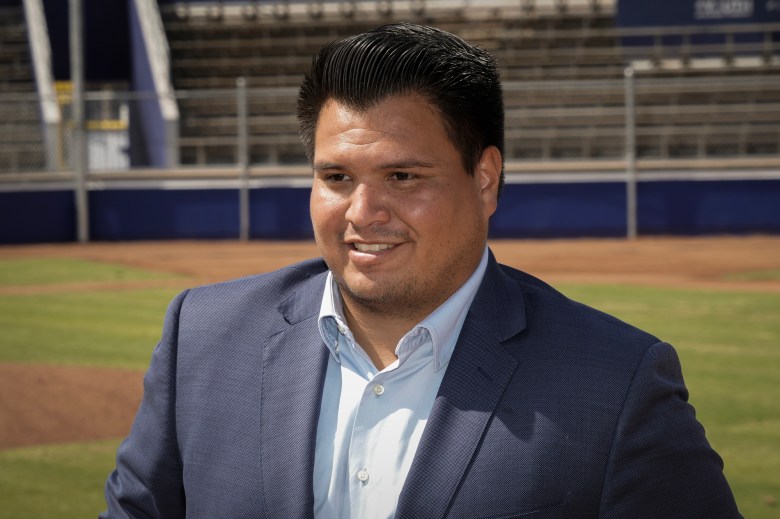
[345,182,391,228]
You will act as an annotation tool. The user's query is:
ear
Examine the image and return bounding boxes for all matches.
[477,145,502,219]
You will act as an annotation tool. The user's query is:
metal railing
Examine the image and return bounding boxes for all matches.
[2,73,779,177]
[4,70,780,171]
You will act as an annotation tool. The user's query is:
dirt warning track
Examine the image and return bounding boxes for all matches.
[1,236,779,449]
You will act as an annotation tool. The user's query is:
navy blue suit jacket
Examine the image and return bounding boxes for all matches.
[103,252,741,518]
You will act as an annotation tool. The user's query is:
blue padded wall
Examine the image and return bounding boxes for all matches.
[490,182,627,238]
[638,180,780,235]
[1,179,778,244]
[90,189,240,240]
[0,191,75,243]
[249,187,314,240]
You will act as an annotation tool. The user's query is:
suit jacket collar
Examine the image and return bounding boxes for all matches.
[260,263,329,519]
[261,252,527,518]
[468,249,527,342]
[396,251,527,518]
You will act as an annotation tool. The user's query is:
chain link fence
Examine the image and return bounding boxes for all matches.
[0,92,51,172]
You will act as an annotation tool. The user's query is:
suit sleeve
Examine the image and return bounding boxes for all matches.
[100,290,190,519]
[599,341,742,518]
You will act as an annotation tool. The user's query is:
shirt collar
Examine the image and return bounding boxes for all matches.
[317,246,489,372]
[317,273,352,358]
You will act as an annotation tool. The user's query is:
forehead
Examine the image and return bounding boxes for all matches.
[314,95,450,148]
[312,95,466,171]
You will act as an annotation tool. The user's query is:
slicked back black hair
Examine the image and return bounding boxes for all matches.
[297,23,505,192]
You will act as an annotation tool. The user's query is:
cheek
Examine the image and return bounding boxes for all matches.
[402,185,476,231]
[310,189,341,229]
[394,194,439,235]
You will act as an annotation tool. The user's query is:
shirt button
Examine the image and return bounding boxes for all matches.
[372,384,385,396]
[357,469,369,483]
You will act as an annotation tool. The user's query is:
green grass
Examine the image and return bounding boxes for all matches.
[0,439,120,519]
[0,288,183,369]
[0,258,185,368]
[0,257,777,518]
[723,268,780,282]
[0,257,176,287]
[560,283,780,518]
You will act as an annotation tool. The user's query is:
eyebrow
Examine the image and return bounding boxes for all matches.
[378,160,437,170]
[312,159,437,171]
[312,162,343,172]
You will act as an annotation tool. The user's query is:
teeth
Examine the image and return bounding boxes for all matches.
[354,243,394,252]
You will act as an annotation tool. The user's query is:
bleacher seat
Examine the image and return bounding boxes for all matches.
[159,0,780,166]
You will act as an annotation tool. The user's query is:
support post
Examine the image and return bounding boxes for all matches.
[624,66,637,240]
[70,0,89,242]
[237,77,250,241]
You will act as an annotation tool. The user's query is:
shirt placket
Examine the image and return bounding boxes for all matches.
[337,325,435,519]
[344,340,399,518]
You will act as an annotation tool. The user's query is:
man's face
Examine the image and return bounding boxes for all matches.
[310,94,500,321]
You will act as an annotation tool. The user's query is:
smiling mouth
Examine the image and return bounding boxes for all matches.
[353,243,395,252]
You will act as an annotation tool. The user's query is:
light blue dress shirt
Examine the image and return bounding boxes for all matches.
[313,247,489,519]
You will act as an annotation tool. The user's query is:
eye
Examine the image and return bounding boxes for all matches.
[390,172,413,181]
[325,173,349,182]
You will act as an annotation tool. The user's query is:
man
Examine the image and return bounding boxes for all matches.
[103,23,741,518]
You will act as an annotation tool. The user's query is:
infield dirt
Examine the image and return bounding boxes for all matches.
[1,236,779,449]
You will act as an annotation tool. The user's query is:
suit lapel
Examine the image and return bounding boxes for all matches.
[259,270,329,519]
[396,253,527,518]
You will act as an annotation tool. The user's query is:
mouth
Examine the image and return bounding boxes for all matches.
[352,243,396,252]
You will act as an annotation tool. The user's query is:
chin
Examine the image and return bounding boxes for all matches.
[340,275,398,302]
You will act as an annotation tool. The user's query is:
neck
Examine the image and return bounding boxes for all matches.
[341,300,419,370]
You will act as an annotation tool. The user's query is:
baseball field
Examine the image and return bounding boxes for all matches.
[0,237,778,517]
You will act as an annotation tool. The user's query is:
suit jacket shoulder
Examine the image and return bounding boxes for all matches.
[103,258,331,519]
[184,257,328,308]
[498,261,660,349]
[397,256,741,518]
